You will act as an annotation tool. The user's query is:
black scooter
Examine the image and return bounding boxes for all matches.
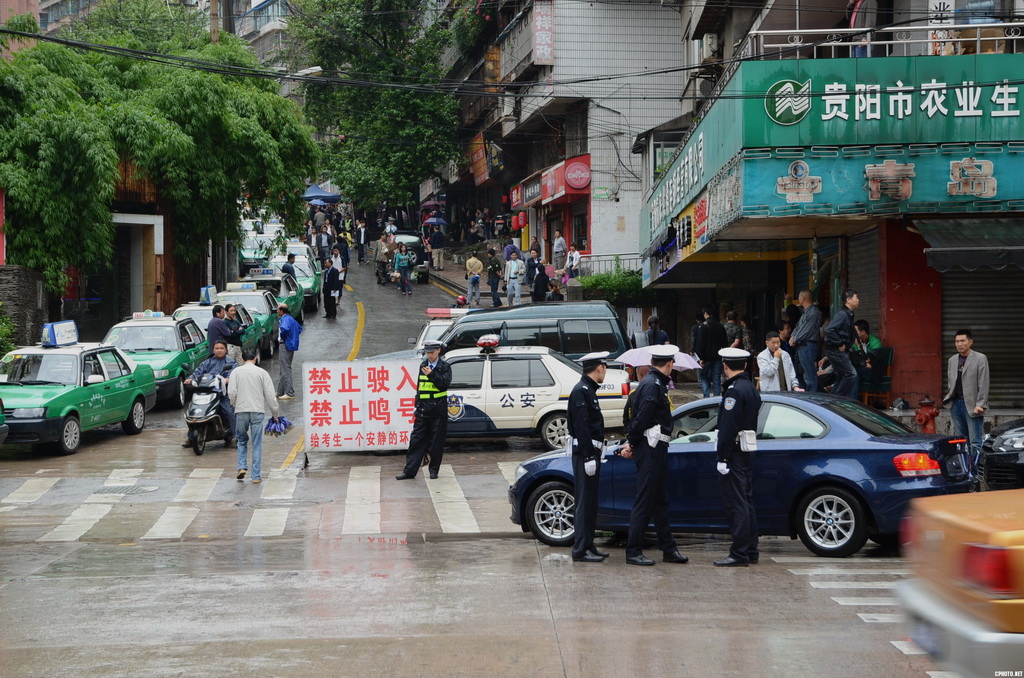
[184,373,232,455]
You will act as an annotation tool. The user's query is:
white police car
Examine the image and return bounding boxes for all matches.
[444,336,634,450]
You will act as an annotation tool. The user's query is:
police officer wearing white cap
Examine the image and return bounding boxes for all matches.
[396,340,452,481]
[568,351,611,563]
[714,347,762,567]
[621,344,689,566]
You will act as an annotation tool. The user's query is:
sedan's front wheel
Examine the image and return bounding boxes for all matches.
[56,415,81,455]
[539,412,569,451]
[525,481,575,547]
[796,486,868,557]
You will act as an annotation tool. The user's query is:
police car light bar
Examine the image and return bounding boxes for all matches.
[425,308,480,319]
[132,310,164,319]
[476,334,500,348]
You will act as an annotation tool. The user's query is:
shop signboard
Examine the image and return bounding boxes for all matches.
[542,155,591,204]
[542,161,565,203]
[469,133,488,186]
[523,177,542,206]
[533,0,555,66]
[510,184,524,210]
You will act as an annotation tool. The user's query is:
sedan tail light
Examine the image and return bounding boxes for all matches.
[962,544,1017,597]
[621,383,630,397]
[892,453,941,477]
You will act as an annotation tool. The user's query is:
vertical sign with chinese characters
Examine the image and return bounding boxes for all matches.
[533,0,555,66]
[304,359,421,452]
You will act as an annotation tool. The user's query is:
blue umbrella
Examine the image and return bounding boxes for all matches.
[425,216,449,226]
[310,199,326,206]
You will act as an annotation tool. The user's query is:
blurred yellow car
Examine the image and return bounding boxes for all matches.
[898,489,1024,678]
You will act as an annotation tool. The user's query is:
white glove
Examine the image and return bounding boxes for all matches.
[584,459,597,477]
[717,462,730,476]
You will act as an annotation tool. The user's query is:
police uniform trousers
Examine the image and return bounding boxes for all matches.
[625,442,677,557]
[571,454,601,560]
[403,409,448,478]
[719,450,758,562]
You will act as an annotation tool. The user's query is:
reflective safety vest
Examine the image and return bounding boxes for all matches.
[418,369,447,399]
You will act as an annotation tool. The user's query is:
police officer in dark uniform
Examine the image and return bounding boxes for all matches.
[714,347,762,567]
[622,344,689,566]
[396,340,453,481]
[568,351,611,563]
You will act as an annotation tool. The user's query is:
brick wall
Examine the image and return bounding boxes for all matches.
[0,266,48,346]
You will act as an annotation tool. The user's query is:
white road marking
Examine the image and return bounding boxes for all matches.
[891,640,926,655]
[174,469,222,503]
[245,507,290,537]
[0,505,18,513]
[926,672,960,678]
[811,581,899,589]
[37,504,112,542]
[497,462,519,486]
[857,613,902,623]
[342,466,381,534]
[426,464,479,533]
[260,468,298,500]
[772,556,897,563]
[143,506,200,540]
[2,478,59,503]
[105,469,143,486]
[788,568,911,576]
[831,597,898,606]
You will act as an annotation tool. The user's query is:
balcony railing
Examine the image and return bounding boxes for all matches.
[237,0,288,40]
[579,252,642,277]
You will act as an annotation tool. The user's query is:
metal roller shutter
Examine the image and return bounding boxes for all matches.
[942,269,1024,407]
[847,230,880,334]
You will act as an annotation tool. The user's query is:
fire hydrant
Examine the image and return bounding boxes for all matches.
[915,396,940,434]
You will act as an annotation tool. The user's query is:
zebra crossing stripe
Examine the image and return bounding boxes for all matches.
[2,477,59,503]
[37,503,112,542]
[811,581,898,589]
[245,508,289,537]
[772,556,896,563]
[260,468,298,500]
[105,469,143,486]
[342,466,381,534]
[143,507,200,540]
[890,640,926,655]
[857,613,902,623]
[497,462,520,485]
[831,597,898,605]
[788,568,910,576]
[426,464,479,533]
[174,469,222,503]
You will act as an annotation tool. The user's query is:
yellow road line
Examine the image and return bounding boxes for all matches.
[344,283,353,292]
[429,278,459,298]
[279,434,304,470]
[346,301,365,360]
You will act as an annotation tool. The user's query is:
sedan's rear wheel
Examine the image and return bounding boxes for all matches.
[170,376,186,409]
[121,398,146,435]
[525,481,575,547]
[796,486,868,557]
[539,412,569,451]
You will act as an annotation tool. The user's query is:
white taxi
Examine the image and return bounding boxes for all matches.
[444,338,633,450]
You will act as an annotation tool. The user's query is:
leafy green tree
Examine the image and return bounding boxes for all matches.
[287,0,460,205]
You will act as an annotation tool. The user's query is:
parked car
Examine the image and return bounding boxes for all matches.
[217,287,280,358]
[0,331,157,454]
[508,392,973,556]
[267,255,322,312]
[899,489,1024,678]
[238,269,304,323]
[102,312,208,407]
[238,232,277,271]
[171,302,263,355]
[393,230,430,284]
[980,417,1024,490]
[444,339,634,450]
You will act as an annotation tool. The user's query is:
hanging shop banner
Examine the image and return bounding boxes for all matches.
[469,133,489,186]
[304,359,420,452]
[510,184,524,210]
[533,0,555,65]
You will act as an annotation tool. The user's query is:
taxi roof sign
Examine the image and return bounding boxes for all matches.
[225,282,258,291]
[132,310,164,319]
[199,285,218,306]
[249,267,275,276]
[41,320,79,348]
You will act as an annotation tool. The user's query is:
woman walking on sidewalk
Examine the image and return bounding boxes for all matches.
[394,243,414,296]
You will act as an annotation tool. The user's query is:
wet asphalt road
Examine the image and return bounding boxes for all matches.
[0,263,944,677]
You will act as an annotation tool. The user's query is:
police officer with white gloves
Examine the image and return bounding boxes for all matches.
[621,344,689,566]
[568,351,611,563]
[714,347,762,567]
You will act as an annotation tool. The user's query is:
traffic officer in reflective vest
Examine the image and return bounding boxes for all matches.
[714,347,762,567]
[396,340,453,481]
[568,351,611,563]
[621,344,689,566]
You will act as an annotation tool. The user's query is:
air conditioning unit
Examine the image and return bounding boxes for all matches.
[701,34,719,61]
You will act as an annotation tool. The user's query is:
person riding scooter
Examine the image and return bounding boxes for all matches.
[181,340,237,449]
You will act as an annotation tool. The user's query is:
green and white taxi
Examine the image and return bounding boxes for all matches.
[238,232,277,271]
[241,268,304,323]
[102,311,208,408]
[0,321,157,454]
[444,337,635,450]
[171,299,263,355]
[267,255,321,313]
[218,285,280,358]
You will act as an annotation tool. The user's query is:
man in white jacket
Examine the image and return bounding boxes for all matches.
[228,348,280,483]
[757,331,803,392]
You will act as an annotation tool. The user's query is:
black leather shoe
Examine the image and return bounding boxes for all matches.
[395,473,416,480]
[588,548,610,559]
[626,554,656,566]
[749,556,760,564]
[663,550,689,564]
[572,553,605,563]
[182,440,192,448]
[713,557,749,567]
[429,473,438,480]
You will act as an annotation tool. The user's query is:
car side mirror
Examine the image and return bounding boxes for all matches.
[408,337,416,344]
[86,374,105,385]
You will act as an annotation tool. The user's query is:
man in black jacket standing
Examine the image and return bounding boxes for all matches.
[397,340,453,481]
[695,306,729,397]
[568,351,611,563]
[621,344,689,566]
[714,348,762,567]
[823,289,860,399]
[322,258,340,319]
[789,289,822,392]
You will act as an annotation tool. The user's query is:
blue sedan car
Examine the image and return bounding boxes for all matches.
[508,392,973,557]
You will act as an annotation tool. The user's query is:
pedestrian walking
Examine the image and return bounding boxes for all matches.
[429,225,446,270]
[465,251,483,306]
[396,340,452,481]
[694,306,729,397]
[486,249,503,308]
[322,257,340,319]
[823,289,860,399]
[505,250,524,306]
[714,347,762,567]
[789,289,822,392]
[620,344,689,566]
[645,316,670,345]
[942,329,989,468]
[372,234,391,285]
[355,219,368,264]
[394,242,414,296]
[552,230,567,271]
[276,303,301,400]
[228,347,280,484]
[568,351,612,563]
